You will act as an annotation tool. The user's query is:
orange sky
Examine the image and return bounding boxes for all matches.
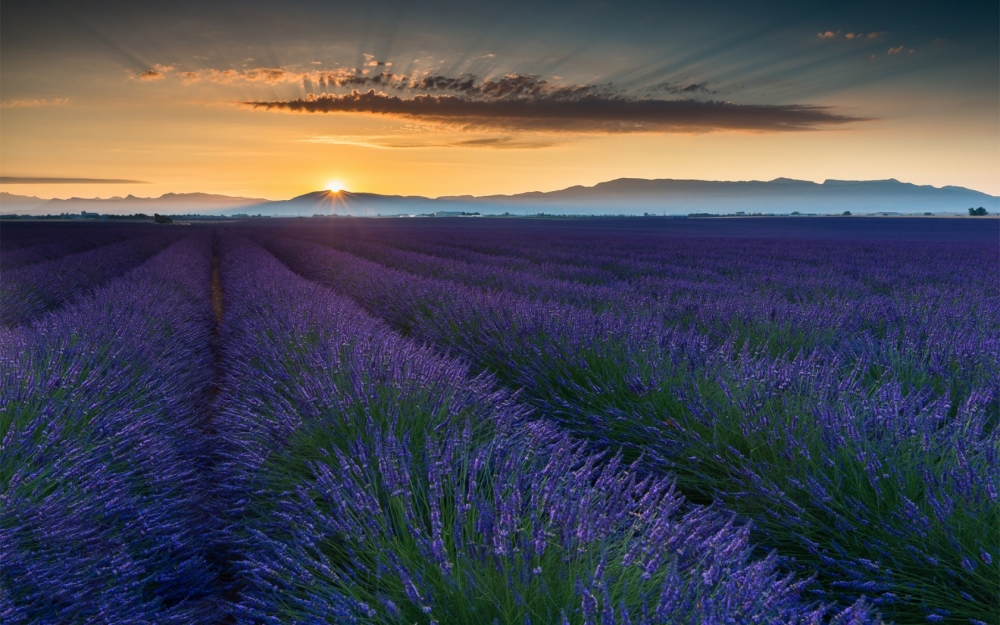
[2,1,997,200]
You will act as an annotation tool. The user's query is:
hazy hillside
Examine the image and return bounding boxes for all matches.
[440,178,1000,215]
[0,192,48,213]
[245,178,999,217]
[230,190,440,217]
[1,192,269,215]
[5,179,997,217]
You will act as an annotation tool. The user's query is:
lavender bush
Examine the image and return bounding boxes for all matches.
[1,232,222,622]
[216,234,851,623]
[1,231,182,326]
[0,222,160,271]
[250,220,998,623]
[4,217,993,624]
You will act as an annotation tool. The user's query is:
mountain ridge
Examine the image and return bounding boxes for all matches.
[2,178,997,216]
[1,191,269,215]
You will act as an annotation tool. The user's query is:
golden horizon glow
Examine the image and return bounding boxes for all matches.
[1,91,997,200]
[2,3,998,200]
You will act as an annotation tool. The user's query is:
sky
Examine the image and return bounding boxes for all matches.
[1,0,997,200]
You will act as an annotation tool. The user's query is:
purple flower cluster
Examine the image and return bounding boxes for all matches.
[5,217,994,623]
[244,218,997,623]
[1,231,222,622]
[0,222,147,270]
[1,230,182,326]
[214,234,852,623]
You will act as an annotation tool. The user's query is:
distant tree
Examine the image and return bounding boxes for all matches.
[968,207,988,216]
[924,212,933,216]
[153,213,173,224]
[842,211,851,216]
[790,211,801,216]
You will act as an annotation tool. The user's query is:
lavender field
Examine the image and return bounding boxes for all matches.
[1,217,997,624]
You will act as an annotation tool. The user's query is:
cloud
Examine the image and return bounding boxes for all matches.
[161,67,862,134]
[887,45,905,55]
[305,134,557,149]
[0,98,70,108]
[133,64,175,81]
[176,66,602,97]
[206,67,292,83]
[0,177,148,184]
[247,88,866,133]
[651,81,712,95]
[448,136,557,148]
[835,31,887,41]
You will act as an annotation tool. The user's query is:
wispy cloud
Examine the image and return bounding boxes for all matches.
[0,98,70,108]
[0,177,149,184]
[649,82,712,95]
[247,85,866,133]
[450,136,556,148]
[133,64,175,81]
[821,31,886,41]
[163,64,708,104]
[204,67,292,84]
[155,65,864,134]
[887,46,905,55]
[305,134,558,149]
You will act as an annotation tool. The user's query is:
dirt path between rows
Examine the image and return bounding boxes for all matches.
[202,231,239,622]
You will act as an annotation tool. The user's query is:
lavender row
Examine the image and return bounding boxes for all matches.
[255,225,999,445]
[264,217,999,287]
[0,223,158,270]
[276,222,997,375]
[1,231,183,327]
[253,231,998,624]
[0,232,222,623]
[214,234,860,624]
[0,221,124,251]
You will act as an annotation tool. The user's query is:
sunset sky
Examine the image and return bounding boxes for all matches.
[1,0,997,200]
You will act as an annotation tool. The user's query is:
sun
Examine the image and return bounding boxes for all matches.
[325,180,344,193]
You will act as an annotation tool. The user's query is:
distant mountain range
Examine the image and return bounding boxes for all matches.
[2,178,997,217]
[0,192,267,215]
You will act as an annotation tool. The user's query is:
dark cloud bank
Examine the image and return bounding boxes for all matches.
[244,73,866,133]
